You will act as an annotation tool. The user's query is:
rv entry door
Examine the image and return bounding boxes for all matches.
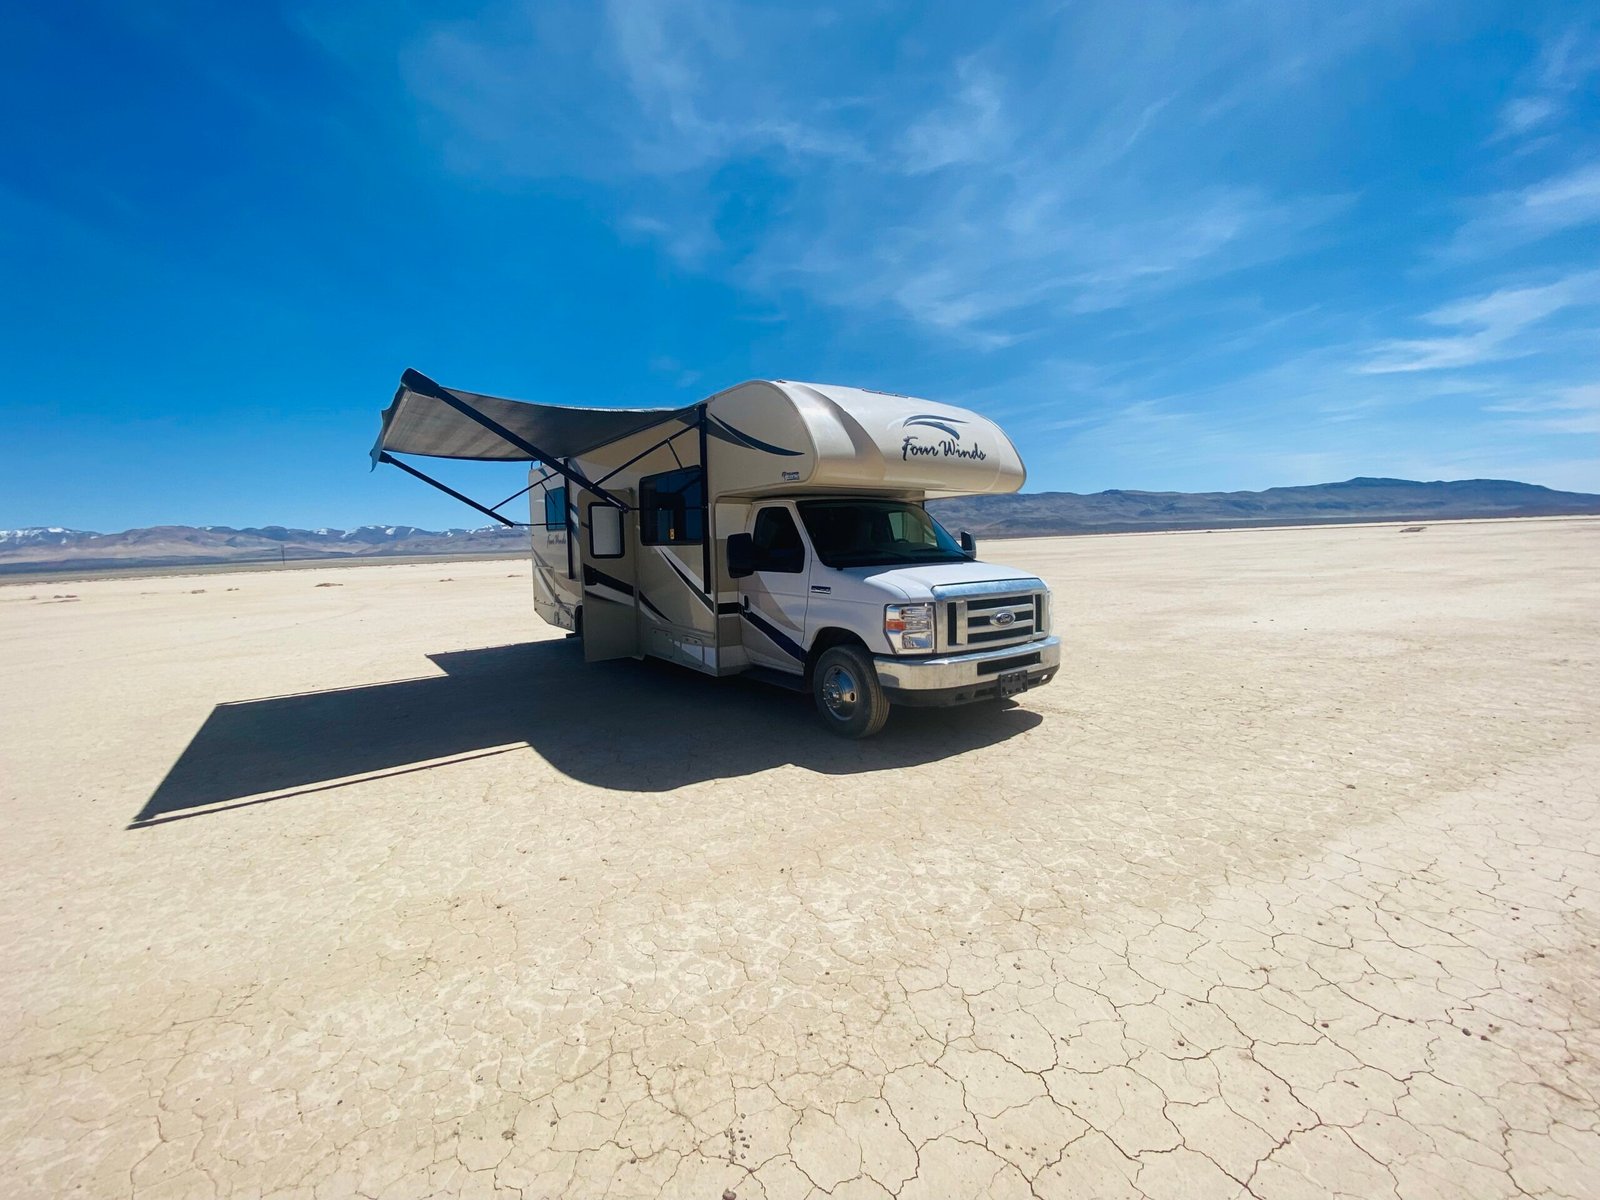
[578,488,641,662]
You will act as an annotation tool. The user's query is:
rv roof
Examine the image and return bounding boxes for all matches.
[718,379,1027,498]
[374,371,1025,501]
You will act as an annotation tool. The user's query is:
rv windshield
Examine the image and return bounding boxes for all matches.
[797,499,969,569]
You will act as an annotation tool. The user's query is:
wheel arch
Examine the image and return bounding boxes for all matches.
[805,626,869,684]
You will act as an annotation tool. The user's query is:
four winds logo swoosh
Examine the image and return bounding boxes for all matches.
[902,413,967,439]
[899,413,988,463]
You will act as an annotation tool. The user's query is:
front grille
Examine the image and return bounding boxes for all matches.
[935,580,1049,652]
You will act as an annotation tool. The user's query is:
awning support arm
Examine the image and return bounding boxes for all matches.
[489,481,536,513]
[399,369,629,509]
[594,420,698,487]
[376,452,524,528]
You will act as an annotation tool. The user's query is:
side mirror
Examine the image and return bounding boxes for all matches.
[959,530,978,558]
[727,532,755,579]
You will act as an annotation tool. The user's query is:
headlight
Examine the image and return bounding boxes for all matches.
[885,603,934,652]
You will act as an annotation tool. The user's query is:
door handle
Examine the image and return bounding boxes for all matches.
[741,595,750,612]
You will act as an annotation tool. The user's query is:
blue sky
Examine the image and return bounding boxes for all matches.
[2,1,1597,531]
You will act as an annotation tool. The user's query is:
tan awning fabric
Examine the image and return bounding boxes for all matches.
[372,369,697,464]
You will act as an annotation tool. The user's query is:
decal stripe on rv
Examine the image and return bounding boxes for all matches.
[740,610,805,662]
[581,563,666,620]
[705,416,803,457]
[582,564,633,596]
[656,549,714,611]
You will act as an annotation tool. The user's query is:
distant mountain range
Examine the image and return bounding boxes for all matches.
[929,477,1600,537]
[3,478,1597,574]
[0,524,526,574]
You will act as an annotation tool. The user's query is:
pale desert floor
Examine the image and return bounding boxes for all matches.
[1,519,1597,1200]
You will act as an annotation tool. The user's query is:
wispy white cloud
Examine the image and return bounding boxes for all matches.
[1444,163,1600,259]
[1495,96,1561,140]
[602,0,867,172]
[753,183,1342,348]
[1490,24,1600,142]
[1361,272,1599,373]
[370,0,1408,344]
[899,61,1008,173]
[383,0,865,184]
[1485,383,1600,435]
[619,213,720,267]
[646,354,703,388]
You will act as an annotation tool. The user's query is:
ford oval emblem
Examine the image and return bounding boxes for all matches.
[993,610,1016,627]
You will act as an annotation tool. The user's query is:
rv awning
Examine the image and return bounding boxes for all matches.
[373,369,697,464]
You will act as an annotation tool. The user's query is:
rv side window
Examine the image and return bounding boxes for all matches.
[590,504,624,558]
[543,485,567,529]
[639,466,705,545]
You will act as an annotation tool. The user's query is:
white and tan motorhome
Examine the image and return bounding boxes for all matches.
[373,369,1059,737]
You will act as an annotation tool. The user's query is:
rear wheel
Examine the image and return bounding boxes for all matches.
[812,645,891,738]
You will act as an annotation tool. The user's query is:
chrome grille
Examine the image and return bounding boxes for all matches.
[934,578,1049,652]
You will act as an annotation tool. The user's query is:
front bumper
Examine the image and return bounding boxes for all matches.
[873,636,1061,708]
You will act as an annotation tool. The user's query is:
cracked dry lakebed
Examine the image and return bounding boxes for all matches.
[1,518,1597,1199]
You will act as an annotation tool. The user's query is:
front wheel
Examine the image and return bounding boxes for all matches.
[812,645,891,738]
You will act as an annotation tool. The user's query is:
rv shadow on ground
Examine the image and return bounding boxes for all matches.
[133,640,1043,827]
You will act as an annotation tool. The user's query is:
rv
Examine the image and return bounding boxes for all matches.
[373,370,1060,737]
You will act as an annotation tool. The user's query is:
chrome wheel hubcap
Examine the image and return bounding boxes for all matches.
[822,665,859,719]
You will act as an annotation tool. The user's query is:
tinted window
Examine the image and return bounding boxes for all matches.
[752,507,805,573]
[543,485,566,529]
[640,466,705,545]
[797,499,966,568]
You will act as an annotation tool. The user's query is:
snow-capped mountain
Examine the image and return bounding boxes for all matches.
[0,527,99,548]
[0,523,528,573]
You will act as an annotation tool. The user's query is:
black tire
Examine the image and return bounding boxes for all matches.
[812,645,891,738]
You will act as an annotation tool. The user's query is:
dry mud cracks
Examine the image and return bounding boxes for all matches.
[1,519,1596,1198]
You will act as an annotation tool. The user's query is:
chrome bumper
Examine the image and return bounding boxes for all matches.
[873,636,1061,695]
